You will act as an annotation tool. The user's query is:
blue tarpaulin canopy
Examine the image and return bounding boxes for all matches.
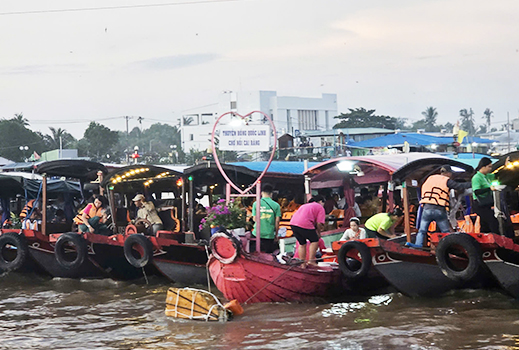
[350,133,496,148]
[229,161,319,174]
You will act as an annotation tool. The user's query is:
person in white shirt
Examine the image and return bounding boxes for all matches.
[340,217,366,241]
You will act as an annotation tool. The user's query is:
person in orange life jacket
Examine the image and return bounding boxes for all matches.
[77,195,110,235]
[19,199,40,220]
[406,165,472,248]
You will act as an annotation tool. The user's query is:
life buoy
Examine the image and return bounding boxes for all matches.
[210,232,239,264]
[435,233,483,282]
[55,233,88,271]
[0,232,29,271]
[123,234,153,268]
[337,240,372,280]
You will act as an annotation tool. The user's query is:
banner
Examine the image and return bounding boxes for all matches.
[218,125,270,152]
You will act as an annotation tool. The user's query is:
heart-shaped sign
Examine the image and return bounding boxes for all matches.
[211,110,277,195]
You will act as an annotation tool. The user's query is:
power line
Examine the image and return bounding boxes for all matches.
[0,0,246,16]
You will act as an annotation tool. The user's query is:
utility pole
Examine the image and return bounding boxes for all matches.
[124,116,133,164]
[508,112,511,153]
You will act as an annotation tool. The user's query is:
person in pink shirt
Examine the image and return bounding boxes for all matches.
[289,195,326,267]
[294,238,327,259]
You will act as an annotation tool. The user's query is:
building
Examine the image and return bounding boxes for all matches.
[180,90,337,152]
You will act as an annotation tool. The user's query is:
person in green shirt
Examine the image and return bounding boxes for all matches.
[250,184,281,253]
[364,208,403,239]
[472,157,499,233]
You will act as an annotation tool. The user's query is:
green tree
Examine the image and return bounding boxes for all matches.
[483,108,493,130]
[0,119,45,161]
[421,107,438,132]
[459,108,475,135]
[10,113,30,127]
[44,127,76,149]
[333,108,398,129]
[81,122,119,161]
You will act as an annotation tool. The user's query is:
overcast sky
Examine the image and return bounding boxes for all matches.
[1,0,518,139]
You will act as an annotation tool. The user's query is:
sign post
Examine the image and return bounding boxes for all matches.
[211,111,277,253]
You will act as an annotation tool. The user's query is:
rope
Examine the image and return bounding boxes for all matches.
[170,287,226,321]
[205,245,211,293]
[141,266,149,285]
[243,264,297,304]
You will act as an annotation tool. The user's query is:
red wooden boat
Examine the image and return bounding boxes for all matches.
[208,232,387,303]
[0,161,110,278]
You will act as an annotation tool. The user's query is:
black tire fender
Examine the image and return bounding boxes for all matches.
[0,232,29,272]
[123,234,153,268]
[435,233,483,282]
[55,232,88,270]
[337,240,372,280]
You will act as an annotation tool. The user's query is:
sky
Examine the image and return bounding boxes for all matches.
[1,0,518,139]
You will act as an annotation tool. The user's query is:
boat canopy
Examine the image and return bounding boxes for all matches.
[228,161,319,175]
[0,172,82,198]
[101,164,183,192]
[491,151,519,188]
[305,153,475,190]
[35,159,108,182]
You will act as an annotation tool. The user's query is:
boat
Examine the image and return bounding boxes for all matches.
[312,154,497,297]
[79,164,209,283]
[208,232,387,303]
[0,160,110,278]
[430,151,519,298]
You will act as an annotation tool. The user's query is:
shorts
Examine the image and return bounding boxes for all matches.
[290,225,319,245]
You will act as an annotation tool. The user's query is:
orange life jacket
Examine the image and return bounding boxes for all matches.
[19,199,35,219]
[458,214,481,233]
[420,175,450,207]
[73,204,104,225]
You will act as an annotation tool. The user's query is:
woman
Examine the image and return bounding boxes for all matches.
[76,195,110,235]
[364,208,403,239]
[472,157,499,233]
[340,217,366,240]
[289,195,326,267]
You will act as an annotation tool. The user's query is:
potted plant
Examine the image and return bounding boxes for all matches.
[199,199,247,235]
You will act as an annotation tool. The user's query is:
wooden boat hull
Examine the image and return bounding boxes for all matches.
[372,243,463,297]
[153,258,208,286]
[209,252,348,303]
[27,237,107,279]
[484,248,519,298]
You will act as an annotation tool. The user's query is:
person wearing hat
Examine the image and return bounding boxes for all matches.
[406,165,472,248]
[132,194,163,235]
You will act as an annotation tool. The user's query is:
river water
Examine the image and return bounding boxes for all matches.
[1,272,519,350]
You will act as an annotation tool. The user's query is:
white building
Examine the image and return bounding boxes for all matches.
[181,90,337,152]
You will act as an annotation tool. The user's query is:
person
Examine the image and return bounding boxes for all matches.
[293,238,328,259]
[472,157,500,234]
[406,165,472,248]
[289,195,326,267]
[340,217,366,240]
[19,199,38,220]
[250,184,282,253]
[76,195,110,235]
[364,208,404,239]
[132,194,164,235]
[323,194,337,214]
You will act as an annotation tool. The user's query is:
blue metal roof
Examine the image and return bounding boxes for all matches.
[350,133,496,148]
[229,161,319,175]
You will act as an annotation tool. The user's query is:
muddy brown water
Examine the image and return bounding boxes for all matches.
[1,272,519,350]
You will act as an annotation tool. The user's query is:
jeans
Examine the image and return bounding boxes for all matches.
[414,207,451,246]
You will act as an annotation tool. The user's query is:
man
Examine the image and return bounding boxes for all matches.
[364,208,404,239]
[289,195,326,267]
[250,184,281,253]
[406,165,472,248]
[132,194,164,235]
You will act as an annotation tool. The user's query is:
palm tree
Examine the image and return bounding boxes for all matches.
[460,108,476,135]
[11,113,29,127]
[45,127,75,149]
[182,116,194,126]
[421,107,438,131]
[483,108,493,130]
